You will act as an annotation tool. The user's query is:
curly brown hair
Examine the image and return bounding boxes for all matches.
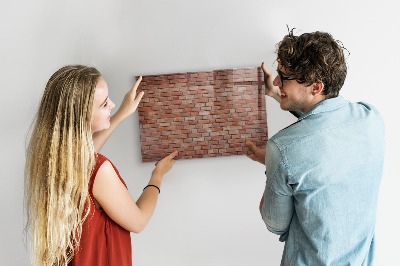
[277,30,348,98]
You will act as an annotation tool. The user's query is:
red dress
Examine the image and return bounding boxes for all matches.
[69,153,132,266]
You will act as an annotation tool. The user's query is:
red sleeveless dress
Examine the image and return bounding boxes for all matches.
[69,153,132,266]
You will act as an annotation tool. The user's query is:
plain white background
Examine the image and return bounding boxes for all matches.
[1,0,399,265]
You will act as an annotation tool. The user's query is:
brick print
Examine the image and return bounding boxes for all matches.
[137,67,268,162]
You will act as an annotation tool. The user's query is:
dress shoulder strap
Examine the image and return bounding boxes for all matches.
[88,153,108,198]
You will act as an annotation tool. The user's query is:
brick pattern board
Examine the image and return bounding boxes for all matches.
[137,67,268,162]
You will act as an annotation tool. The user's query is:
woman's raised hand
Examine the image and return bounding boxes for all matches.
[116,76,145,119]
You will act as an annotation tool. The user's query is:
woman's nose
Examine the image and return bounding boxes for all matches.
[109,100,115,109]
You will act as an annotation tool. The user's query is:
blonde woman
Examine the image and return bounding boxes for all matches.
[25,65,177,266]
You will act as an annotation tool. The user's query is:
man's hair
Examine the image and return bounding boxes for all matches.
[277,30,348,98]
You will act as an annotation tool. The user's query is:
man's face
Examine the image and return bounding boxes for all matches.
[273,64,315,113]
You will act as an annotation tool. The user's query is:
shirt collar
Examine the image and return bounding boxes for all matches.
[298,95,350,121]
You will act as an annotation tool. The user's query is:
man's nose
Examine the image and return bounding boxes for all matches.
[273,75,281,87]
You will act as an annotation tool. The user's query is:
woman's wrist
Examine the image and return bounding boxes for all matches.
[112,109,127,124]
[150,171,163,185]
[143,184,160,194]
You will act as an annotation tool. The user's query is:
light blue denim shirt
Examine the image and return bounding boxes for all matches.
[261,96,385,266]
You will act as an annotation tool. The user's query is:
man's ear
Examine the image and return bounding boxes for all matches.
[312,82,324,96]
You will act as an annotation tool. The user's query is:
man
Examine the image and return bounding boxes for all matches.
[246,31,385,265]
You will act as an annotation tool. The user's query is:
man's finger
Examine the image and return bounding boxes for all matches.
[261,62,272,76]
[246,140,259,153]
[246,154,257,162]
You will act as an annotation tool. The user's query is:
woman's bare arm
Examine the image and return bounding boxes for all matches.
[93,76,144,152]
[93,151,178,233]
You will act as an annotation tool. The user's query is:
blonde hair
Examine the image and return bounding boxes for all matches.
[25,65,101,265]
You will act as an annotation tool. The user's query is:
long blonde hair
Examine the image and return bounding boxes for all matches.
[25,65,101,265]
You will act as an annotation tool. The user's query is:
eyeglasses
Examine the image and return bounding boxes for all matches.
[277,70,297,86]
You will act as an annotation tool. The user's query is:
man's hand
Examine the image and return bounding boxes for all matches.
[246,140,266,165]
[115,76,145,120]
[261,62,281,103]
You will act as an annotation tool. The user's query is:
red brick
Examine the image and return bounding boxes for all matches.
[138,67,268,161]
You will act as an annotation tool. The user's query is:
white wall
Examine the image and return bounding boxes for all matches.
[1,0,399,265]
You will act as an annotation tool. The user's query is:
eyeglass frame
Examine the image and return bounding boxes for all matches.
[277,69,297,86]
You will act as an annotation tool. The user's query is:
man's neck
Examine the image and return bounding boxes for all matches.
[301,95,327,113]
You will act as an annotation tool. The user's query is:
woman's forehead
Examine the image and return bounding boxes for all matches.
[94,78,108,103]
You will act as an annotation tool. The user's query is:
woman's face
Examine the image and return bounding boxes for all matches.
[91,77,115,133]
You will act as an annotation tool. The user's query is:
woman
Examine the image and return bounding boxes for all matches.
[25,65,177,265]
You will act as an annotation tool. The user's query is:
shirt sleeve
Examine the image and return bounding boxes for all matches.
[260,139,294,241]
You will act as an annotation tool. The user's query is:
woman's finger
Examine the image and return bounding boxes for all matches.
[166,151,179,160]
[134,91,145,104]
[130,76,142,97]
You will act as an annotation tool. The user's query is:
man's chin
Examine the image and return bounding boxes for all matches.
[279,103,290,111]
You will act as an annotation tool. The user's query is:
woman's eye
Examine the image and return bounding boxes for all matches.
[103,101,108,107]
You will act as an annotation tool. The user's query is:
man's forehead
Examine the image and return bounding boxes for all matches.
[276,64,286,73]
[277,63,295,76]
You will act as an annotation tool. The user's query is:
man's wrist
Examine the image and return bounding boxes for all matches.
[271,93,282,103]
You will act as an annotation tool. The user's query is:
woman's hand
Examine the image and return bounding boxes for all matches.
[261,62,281,103]
[152,151,179,178]
[92,77,145,152]
[115,76,145,120]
